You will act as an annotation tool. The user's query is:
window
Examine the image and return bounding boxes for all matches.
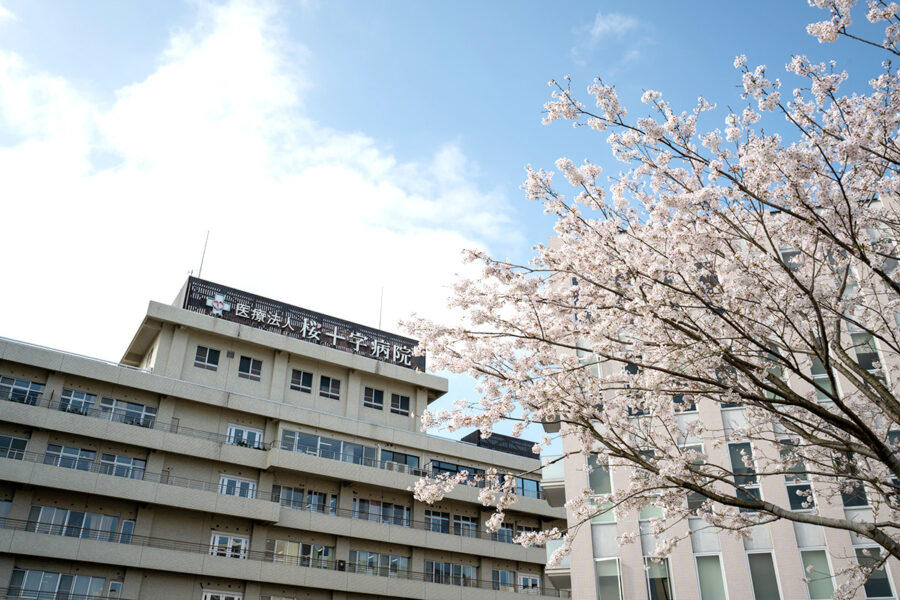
[856,547,894,599]
[492,569,516,592]
[519,574,541,595]
[194,345,220,371]
[800,550,835,599]
[44,444,95,471]
[202,591,242,600]
[349,550,410,578]
[290,369,313,393]
[99,397,157,427]
[780,439,814,510]
[492,523,514,543]
[588,455,615,523]
[516,477,542,499]
[363,387,384,410]
[119,520,135,544]
[430,460,484,482]
[810,357,837,401]
[352,498,410,526]
[835,451,869,507]
[319,376,340,399]
[226,424,264,449]
[454,515,478,537]
[696,555,727,600]
[673,394,697,412]
[99,454,146,479]
[729,442,760,510]
[273,485,305,510]
[238,356,262,381]
[306,490,338,515]
[596,558,623,600]
[747,553,781,600]
[850,330,886,383]
[107,581,123,599]
[424,561,476,587]
[381,449,420,471]
[9,569,106,600]
[59,389,96,415]
[282,430,376,467]
[425,510,450,533]
[267,539,333,569]
[209,532,249,558]
[26,505,119,541]
[645,558,673,600]
[0,435,27,460]
[0,376,44,405]
[390,393,410,416]
[218,474,257,499]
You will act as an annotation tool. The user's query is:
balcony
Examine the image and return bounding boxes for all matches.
[0,451,280,522]
[543,539,571,591]
[0,518,565,598]
[540,455,566,508]
[2,388,271,449]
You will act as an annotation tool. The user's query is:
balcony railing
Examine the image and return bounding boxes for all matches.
[281,503,541,546]
[278,440,544,500]
[0,587,137,600]
[2,390,270,450]
[0,519,562,597]
[2,449,541,548]
[2,451,277,502]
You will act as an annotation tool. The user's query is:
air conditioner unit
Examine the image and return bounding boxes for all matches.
[384,461,400,472]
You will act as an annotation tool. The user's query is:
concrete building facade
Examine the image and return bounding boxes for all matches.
[541,380,900,600]
[0,277,566,600]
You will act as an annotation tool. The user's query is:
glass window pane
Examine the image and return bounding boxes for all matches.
[801,550,834,600]
[856,548,894,598]
[748,553,781,600]
[696,555,727,600]
[596,559,622,600]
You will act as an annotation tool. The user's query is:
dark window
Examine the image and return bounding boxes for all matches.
[238,356,262,381]
[290,369,313,393]
[390,393,410,416]
[320,376,341,400]
[194,346,220,371]
[672,395,697,412]
[363,387,384,410]
[380,449,419,470]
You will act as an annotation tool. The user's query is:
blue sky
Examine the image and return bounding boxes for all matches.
[0,1,884,443]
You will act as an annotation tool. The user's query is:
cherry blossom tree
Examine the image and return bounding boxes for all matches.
[406,1,900,597]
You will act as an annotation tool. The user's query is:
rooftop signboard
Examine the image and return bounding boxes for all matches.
[179,277,424,371]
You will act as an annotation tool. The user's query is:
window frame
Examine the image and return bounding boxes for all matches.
[218,473,258,499]
[99,453,146,479]
[290,369,313,393]
[363,386,384,410]
[194,345,220,371]
[0,434,27,460]
[0,376,45,405]
[208,532,250,559]
[855,546,895,599]
[319,375,341,400]
[237,356,262,381]
[226,424,264,449]
[390,393,410,416]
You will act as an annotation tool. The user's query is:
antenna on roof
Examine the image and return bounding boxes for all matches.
[198,231,210,278]
[378,286,384,329]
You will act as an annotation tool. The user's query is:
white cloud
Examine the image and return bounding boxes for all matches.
[588,11,639,43]
[571,10,649,72]
[0,3,15,23]
[0,0,517,361]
